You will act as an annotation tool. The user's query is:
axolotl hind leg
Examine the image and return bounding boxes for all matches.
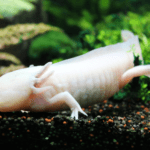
[120,65,150,88]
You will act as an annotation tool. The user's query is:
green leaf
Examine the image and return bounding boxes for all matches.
[98,0,110,14]
[0,0,35,18]
[142,84,148,88]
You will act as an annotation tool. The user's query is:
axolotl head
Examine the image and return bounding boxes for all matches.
[0,62,53,112]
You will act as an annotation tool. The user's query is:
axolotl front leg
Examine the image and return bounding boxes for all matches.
[47,91,88,119]
[29,90,88,120]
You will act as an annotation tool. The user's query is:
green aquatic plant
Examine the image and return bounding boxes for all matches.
[0,23,60,48]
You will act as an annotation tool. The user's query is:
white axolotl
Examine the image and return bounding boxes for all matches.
[0,30,150,119]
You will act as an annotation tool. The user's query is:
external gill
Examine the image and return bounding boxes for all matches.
[31,62,54,95]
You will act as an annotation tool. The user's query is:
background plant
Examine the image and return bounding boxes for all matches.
[42,0,150,36]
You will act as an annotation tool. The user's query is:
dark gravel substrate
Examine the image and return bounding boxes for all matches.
[0,97,150,150]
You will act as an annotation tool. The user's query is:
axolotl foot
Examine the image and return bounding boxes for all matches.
[57,91,88,120]
[54,91,88,120]
[71,107,88,120]
[39,91,88,120]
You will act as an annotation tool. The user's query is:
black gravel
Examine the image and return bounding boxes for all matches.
[0,97,150,150]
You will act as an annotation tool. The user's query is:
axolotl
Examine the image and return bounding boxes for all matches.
[0,30,150,119]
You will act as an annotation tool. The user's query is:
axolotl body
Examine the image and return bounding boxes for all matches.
[0,30,150,119]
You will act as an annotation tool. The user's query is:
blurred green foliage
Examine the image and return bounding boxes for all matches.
[0,0,35,18]
[29,10,150,65]
[43,0,150,36]
[96,11,150,64]
[28,30,77,65]
[30,9,150,64]
[28,27,122,65]
[0,23,59,46]
[0,52,22,65]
